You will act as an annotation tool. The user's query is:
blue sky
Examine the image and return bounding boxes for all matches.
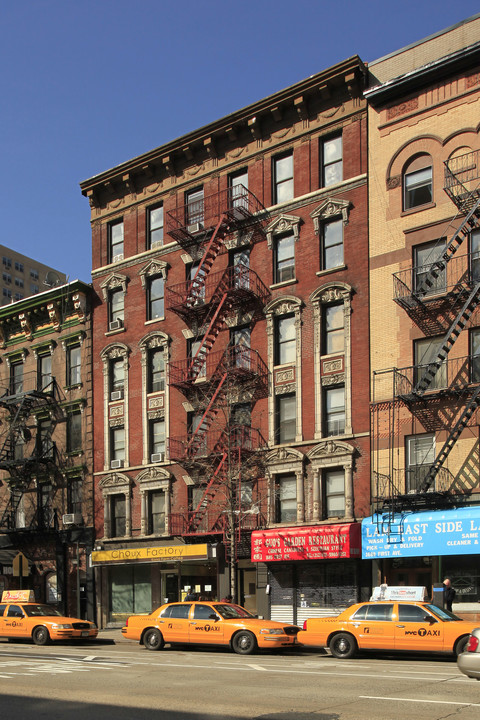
[1,1,479,284]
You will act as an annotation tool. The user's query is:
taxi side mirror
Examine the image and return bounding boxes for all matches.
[208,613,219,621]
[425,615,437,624]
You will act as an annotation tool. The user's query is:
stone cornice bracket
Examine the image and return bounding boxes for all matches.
[311,198,351,233]
[139,259,168,289]
[294,96,308,121]
[72,292,87,321]
[248,116,262,141]
[99,272,128,301]
[141,163,154,178]
[18,312,33,339]
[122,173,136,195]
[162,155,175,177]
[271,106,282,122]
[204,138,217,160]
[225,126,237,142]
[47,302,61,331]
[86,188,99,209]
[265,213,302,249]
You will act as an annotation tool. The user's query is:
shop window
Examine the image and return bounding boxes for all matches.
[403,155,433,210]
[274,474,296,523]
[110,564,152,623]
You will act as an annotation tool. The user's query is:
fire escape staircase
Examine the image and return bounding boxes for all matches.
[186,451,228,533]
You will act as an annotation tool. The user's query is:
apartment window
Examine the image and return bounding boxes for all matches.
[325,386,345,436]
[2,272,11,284]
[39,483,54,528]
[67,345,82,386]
[231,248,250,290]
[150,419,165,459]
[471,329,480,383]
[403,155,433,210]
[147,490,165,534]
[31,283,39,294]
[275,393,296,444]
[10,362,23,394]
[68,478,83,515]
[274,475,296,523]
[110,426,125,464]
[231,327,251,369]
[147,276,164,321]
[187,261,205,305]
[321,135,342,187]
[38,354,52,391]
[149,348,165,393]
[109,288,124,327]
[274,233,295,284]
[67,411,82,453]
[325,469,345,518]
[229,169,248,209]
[186,187,204,226]
[147,204,164,248]
[321,219,344,270]
[110,358,125,398]
[2,256,11,268]
[471,228,480,282]
[275,315,296,365]
[30,269,38,280]
[414,337,447,390]
[15,261,24,273]
[188,338,206,379]
[37,419,54,459]
[240,480,253,508]
[2,288,11,300]
[111,494,126,537]
[406,434,435,493]
[273,153,294,204]
[323,304,344,355]
[188,412,207,454]
[14,293,23,301]
[413,240,446,296]
[14,278,24,288]
[108,220,124,262]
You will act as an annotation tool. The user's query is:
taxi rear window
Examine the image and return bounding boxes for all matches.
[161,604,191,619]
[352,604,393,621]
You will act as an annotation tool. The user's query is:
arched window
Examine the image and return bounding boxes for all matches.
[403,154,433,210]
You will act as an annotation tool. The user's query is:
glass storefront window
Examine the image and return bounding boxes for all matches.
[110,564,151,623]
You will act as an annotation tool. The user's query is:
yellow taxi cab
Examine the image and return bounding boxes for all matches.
[297,600,480,659]
[0,590,98,645]
[122,600,300,654]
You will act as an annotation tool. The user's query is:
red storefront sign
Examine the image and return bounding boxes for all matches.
[251,523,361,562]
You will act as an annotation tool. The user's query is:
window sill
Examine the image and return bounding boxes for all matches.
[64,383,83,392]
[316,264,346,278]
[105,327,125,337]
[145,317,165,325]
[401,201,436,217]
[270,278,298,290]
[66,450,83,458]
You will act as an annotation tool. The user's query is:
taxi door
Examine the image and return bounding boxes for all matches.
[4,604,28,638]
[189,604,224,645]
[350,603,395,650]
[158,603,191,643]
[394,604,444,652]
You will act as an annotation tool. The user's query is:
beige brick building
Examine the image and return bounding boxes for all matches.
[0,244,67,306]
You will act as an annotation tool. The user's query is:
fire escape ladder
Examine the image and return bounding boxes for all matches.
[0,488,24,530]
[415,199,480,297]
[185,370,229,457]
[186,215,229,307]
[0,398,32,464]
[419,383,480,493]
[414,281,480,394]
[187,452,228,532]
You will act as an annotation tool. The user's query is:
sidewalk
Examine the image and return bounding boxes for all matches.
[96,627,129,645]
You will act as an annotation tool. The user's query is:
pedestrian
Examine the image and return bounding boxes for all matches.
[221,595,233,603]
[443,578,456,611]
[184,588,198,601]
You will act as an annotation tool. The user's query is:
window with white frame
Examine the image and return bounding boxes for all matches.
[275,393,296,445]
[323,303,344,355]
[471,228,480,283]
[406,434,435,493]
[111,494,126,537]
[108,219,124,262]
[321,135,342,187]
[110,426,126,465]
[109,288,124,328]
[149,347,165,393]
[471,328,480,383]
[67,344,82,386]
[403,155,433,210]
[324,386,345,436]
[324,468,345,518]
[413,240,447,296]
[274,474,296,523]
[229,169,248,210]
[147,204,164,248]
[147,275,164,321]
[147,490,165,534]
[274,233,295,284]
[273,152,294,204]
[321,219,344,270]
[414,337,447,390]
[275,315,296,365]
[186,187,204,226]
[150,419,165,461]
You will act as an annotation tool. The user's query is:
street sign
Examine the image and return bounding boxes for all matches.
[12,552,29,577]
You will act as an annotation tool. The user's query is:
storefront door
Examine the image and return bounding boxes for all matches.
[239,569,256,614]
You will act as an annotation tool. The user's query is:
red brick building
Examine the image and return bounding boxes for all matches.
[81,56,371,627]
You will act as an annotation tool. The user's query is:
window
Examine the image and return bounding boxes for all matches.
[471,329,480,382]
[67,345,82,386]
[323,304,344,354]
[111,494,126,537]
[398,605,431,622]
[274,233,295,284]
[471,228,480,282]
[188,338,206,379]
[414,337,447,390]
[406,434,435,493]
[273,153,294,204]
[150,419,165,459]
[231,248,250,290]
[15,278,24,288]
[2,256,11,268]
[2,288,11,301]
[352,604,393,621]
[321,219,343,270]
[15,261,24,273]
[109,288,124,327]
[187,261,206,305]
[147,204,164,248]
[325,469,345,518]
[161,604,191,619]
[186,187,204,226]
[30,269,38,280]
[404,156,433,210]
[108,220,124,262]
[188,412,207,454]
[148,348,165,392]
[147,490,165,534]
[275,393,296,444]
[321,135,342,187]
[229,169,248,210]
[231,327,251,368]
[38,354,52,391]
[31,283,39,294]
[111,426,126,464]
[413,240,446,296]
[67,411,82,453]
[37,419,54,459]
[325,386,345,436]
[39,483,54,528]
[68,478,82,515]
[2,272,11,284]
[274,475,296,523]
[275,315,296,365]
[10,361,23,394]
[147,276,164,320]
[110,357,125,397]
[14,293,23,301]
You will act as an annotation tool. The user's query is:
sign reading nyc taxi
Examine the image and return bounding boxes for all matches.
[91,544,211,565]
[362,506,480,559]
[251,524,361,562]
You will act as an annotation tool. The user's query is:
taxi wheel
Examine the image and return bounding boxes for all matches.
[143,628,165,651]
[232,630,257,655]
[33,626,50,646]
[455,636,469,656]
[329,632,357,659]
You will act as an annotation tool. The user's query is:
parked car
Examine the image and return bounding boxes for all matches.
[0,599,97,645]
[122,601,300,655]
[457,627,480,680]
[297,601,479,659]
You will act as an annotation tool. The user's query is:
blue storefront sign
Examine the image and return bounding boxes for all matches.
[362,506,480,559]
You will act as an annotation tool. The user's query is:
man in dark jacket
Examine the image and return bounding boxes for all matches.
[443,578,456,611]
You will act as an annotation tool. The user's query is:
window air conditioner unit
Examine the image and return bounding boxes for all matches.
[187,222,203,234]
[112,253,124,263]
[151,240,163,250]
[111,459,124,469]
[62,513,83,526]
[110,389,124,401]
[151,452,164,463]
[109,319,123,331]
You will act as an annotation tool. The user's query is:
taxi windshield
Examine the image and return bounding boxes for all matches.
[22,604,63,617]
[213,604,254,619]
[424,604,462,622]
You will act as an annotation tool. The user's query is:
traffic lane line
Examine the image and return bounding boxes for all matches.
[360,695,480,707]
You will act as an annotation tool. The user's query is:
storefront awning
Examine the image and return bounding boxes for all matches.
[251,523,361,562]
[362,506,480,559]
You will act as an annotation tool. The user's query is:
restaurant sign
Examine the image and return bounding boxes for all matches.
[251,523,361,562]
[91,543,211,565]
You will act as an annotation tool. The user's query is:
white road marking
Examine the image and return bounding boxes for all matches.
[360,695,480,707]
[247,664,268,671]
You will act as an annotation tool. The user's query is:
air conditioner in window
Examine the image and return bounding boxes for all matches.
[187,222,203,234]
[151,240,163,250]
[62,513,83,526]
[109,319,123,331]
[110,389,124,401]
[110,459,124,469]
[151,452,164,463]
[112,253,124,263]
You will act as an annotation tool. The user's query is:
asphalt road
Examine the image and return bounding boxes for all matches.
[0,632,479,720]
